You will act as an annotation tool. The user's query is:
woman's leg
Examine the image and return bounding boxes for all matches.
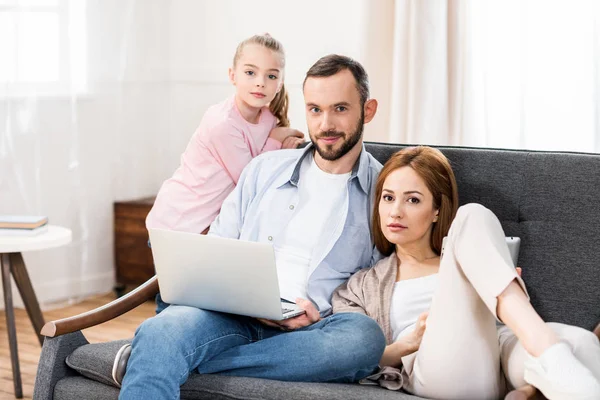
[406,204,600,400]
[405,204,522,400]
[500,322,600,389]
[496,281,558,356]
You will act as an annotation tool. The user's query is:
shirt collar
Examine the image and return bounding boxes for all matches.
[280,143,371,193]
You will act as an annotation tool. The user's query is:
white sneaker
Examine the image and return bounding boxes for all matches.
[524,341,600,400]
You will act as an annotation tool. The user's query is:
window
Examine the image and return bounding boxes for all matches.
[0,0,86,96]
[467,0,600,152]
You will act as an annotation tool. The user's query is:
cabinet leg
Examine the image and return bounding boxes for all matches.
[114,283,126,298]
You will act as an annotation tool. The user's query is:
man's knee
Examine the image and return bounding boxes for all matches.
[331,313,386,365]
[134,306,210,349]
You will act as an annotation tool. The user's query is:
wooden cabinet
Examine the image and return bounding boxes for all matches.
[114,197,156,295]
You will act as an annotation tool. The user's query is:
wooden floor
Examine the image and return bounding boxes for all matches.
[0,294,155,400]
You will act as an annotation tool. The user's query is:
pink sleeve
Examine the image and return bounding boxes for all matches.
[210,126,255,185]
[261,137,282,152]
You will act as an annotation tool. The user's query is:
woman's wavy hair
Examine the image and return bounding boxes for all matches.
[372,146,459,256]
[233,34,289,127]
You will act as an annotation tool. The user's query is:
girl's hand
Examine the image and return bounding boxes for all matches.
[269,127,304,143]
[281,136,304,149]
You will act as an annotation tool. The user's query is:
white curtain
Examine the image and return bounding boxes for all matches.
[389,0,600,153]
[0,0,172,308]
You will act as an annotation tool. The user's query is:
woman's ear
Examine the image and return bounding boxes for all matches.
[228,67,235,85]
[433,210,440,223]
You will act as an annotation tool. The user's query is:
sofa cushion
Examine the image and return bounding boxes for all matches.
[54,375,427,400]
[517,152,600,329]
[54,376,120,400]
[65,339,131,388]
[64,340,427,399]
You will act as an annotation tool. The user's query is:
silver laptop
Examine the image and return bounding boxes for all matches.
[441,236,521,266]
[148,228,305,320]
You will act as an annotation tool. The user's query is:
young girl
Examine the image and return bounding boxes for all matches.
[146,33,304,234]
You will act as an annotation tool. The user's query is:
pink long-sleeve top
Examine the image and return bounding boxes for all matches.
[146,95,281,233]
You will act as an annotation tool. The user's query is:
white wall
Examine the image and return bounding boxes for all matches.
[1,0,394,309]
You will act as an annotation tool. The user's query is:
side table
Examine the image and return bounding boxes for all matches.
[0,225,72,399]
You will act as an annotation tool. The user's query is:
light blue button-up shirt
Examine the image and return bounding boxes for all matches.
[209,143,383,316]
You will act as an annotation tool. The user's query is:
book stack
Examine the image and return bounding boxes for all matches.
[0,216,49,237]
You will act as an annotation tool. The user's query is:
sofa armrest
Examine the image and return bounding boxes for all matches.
[41,276,159,338]
[33,331,89,400]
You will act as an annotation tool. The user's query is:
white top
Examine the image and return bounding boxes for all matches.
[275,158,350,301]
[0,225,72,253]
[390,274,439,342]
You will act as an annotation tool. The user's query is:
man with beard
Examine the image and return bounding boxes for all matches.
[117,55,386,399]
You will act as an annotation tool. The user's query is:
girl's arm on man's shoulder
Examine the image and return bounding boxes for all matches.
[261,136,283,152]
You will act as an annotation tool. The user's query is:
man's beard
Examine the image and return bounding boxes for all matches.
[311,113,365,161]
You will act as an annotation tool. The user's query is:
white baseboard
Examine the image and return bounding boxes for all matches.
[0,272,115,311]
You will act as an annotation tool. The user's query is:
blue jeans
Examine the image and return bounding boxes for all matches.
[154,293,168,314]
[119,305,386,399]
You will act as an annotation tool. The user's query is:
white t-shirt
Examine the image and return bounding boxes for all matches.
[274,158,350,302]
[390,274,439,342]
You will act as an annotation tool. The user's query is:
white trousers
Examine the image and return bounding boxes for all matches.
[401,204,600,400]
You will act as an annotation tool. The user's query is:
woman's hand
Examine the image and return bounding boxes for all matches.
[269,127,304,144]
[380,311,429,368]
[402,311,428,353]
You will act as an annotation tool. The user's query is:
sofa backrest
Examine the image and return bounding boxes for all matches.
[366,142,600,331]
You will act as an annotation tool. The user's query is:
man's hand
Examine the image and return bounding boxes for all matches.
[257,298,321,331]
[516,267,522,277]
[269,127,304,144]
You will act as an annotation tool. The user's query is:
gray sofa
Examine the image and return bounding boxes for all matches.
[34,142,600,400]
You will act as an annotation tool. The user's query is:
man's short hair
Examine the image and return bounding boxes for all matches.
[303,54,370,107]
